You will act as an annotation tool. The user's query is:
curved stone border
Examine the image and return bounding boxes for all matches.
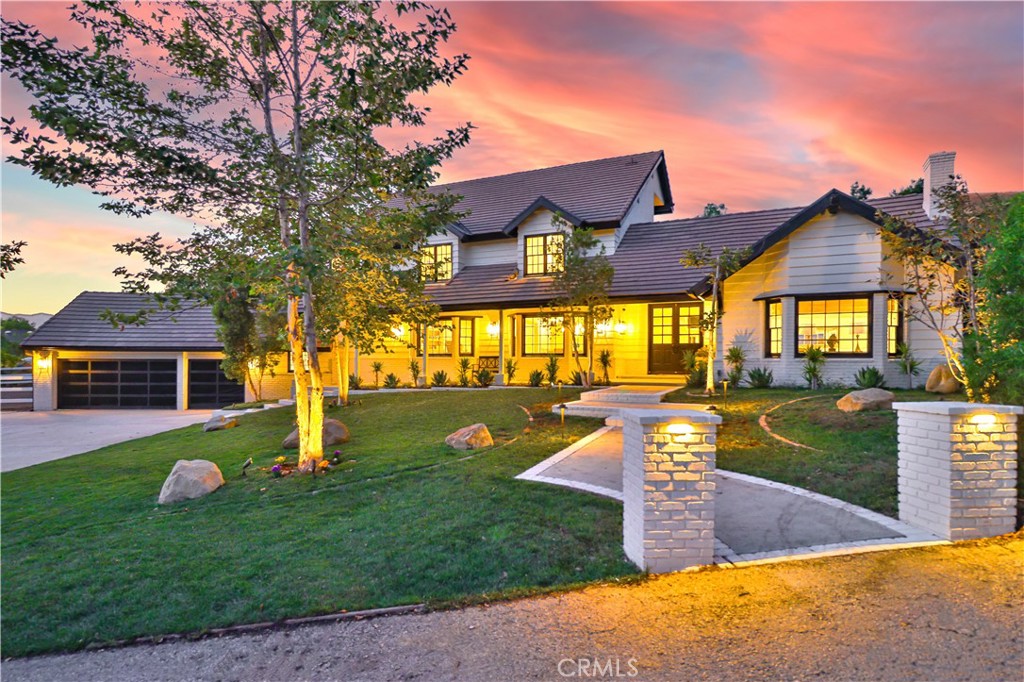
[757,395,834,452]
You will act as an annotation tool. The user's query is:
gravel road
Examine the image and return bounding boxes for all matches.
[4,534,1021,682]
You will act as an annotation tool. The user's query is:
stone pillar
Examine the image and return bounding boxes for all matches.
[31,349,57,411]
[621,408,722,573]
[894,402,1021,541]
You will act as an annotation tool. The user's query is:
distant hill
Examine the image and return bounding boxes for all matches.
[1,312,53,329]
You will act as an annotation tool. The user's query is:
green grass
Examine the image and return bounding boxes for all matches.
[1,389,636,657]
[665,386,942,515]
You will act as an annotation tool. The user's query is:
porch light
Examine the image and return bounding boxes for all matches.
[35,351,52,370]
[969,413,997,426]
[391,324,405,339]
[486,321,500,337]
[614,320,628,336]
[595,321,612,336]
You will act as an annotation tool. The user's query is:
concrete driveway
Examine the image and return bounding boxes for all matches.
[0,409,212,472]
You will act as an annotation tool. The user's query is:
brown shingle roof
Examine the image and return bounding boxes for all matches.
[418,151,672,239]
[22,292,222,351]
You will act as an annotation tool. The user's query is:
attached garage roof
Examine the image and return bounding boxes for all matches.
[22,292,222,351]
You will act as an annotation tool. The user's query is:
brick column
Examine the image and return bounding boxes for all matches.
[894,402,1021,541]
[621,408,722,573]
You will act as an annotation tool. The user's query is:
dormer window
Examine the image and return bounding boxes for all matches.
[524,233,564,276]
[420,243,452,282]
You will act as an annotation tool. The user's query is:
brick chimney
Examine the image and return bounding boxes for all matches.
[922,151,956,219]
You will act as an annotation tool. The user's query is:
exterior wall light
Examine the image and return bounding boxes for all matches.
[614,320,628,336]
[486,321,500,337]
[35,351,52,370]
[391,324,405,339]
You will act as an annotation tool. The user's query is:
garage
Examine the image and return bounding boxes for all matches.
[57,359,177,409]
[187,359,243,409]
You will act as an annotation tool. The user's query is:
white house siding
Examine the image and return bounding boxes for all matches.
[616,169,661,249]
[721,210,946,387]
[461,239,512,268]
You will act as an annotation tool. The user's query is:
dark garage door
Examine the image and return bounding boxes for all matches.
[188,360,244,409]
[58,359,177,409]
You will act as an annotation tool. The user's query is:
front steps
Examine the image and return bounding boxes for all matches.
[553,385,709,420]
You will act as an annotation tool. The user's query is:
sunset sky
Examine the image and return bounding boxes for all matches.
[2,1,1022,314]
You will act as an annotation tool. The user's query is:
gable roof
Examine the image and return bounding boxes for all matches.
[420,151,673,240]
[22,291,222,351]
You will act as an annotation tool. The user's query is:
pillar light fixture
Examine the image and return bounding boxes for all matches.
[666,422,695,443]
[969,413,997,425]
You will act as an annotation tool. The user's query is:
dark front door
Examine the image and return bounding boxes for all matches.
[57,359,178,408]
[187,360,244,409]
[648,303,703,374]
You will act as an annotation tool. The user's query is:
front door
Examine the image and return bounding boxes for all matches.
[648,303,703,374]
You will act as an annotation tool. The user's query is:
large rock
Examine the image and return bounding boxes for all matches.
[282,418,350,449]
[445,423,493,450]
[925,365,960,394]
[203,416,239,432]
[158,460,225,505]
[836,388,896,413]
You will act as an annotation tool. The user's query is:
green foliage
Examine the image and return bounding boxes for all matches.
[975,193,1024,404]
[548,220,614,389]
[697,202,726,218]
[348,373,363,390]
[383,373,400,389]
[597,349,613,385]
[431,370,449,388]
[889,178,924,197]
[854,366,887,389]
[474,368,494,388]
[849,181,873,201]
[1,316,34,366]
[0,240,26,278]
[568,371,584,386]
[528,369,545,387]
[1,316,33,332]
[211,287,284,401]
[895,342,922,389]
[544,356,560,385]
[457,358,472,387]
[746,367,774,388]
[725,345,746,386]
[802,346,825,390]
[371,361,384,389]
[409,359,420,386]
[504,358,518,385]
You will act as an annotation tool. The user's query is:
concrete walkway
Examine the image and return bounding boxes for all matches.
[0,409,212,472]
[518,425,938,563]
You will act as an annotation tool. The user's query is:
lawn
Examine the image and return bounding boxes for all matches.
[1,388,637,657]
[2,385,946,657]
[665,386,941,515]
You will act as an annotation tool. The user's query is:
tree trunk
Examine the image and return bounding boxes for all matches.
[335,333,351,406]
[705,265,719,394]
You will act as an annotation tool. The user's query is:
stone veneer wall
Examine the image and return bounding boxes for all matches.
[894,402,1021,541]
[621,409,722,573]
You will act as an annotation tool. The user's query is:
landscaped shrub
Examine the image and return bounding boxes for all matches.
[528,369,545,387]
[681,349,706,388]
[854,366,887,389]
[568,370,584,386]
[409,359,421,386]
[802,346,825,390]
[725,345,746,387]
[504,358,518,385]
[348,373,362,390]
[371,361,384,388]
[597,349,613,385]
[474,368,494,387]
[544,356,560,384]
[747,367,774,388]
[457,358,472,387]
[431,370,449,387]
[383,372,400,389]
[895,342,922,390]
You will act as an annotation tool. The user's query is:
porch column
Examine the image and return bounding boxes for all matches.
[895,402,1020,540]
[622,408,722,573]
[496,311,505,385]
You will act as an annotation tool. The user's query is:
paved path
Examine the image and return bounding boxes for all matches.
[4,535,1021,682]
[0,410,212,471]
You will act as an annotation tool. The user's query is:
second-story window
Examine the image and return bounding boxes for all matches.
[524,233,564,276]
[420,243,453,282]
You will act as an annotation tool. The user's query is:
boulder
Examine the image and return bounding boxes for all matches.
[203,416,239,432]
[836,388,896,413]
[925,365,960,394]
[282,418,350,449]
[445,423,493,450]
[158,459,224,505]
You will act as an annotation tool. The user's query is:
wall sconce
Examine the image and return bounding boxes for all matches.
[969,413,996,426]
[665,422,695,443]
[35,351,52,371]
[391,324,405,339]
[595,321,612,336]
[614,320,628,336]
[486,321,500,337]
